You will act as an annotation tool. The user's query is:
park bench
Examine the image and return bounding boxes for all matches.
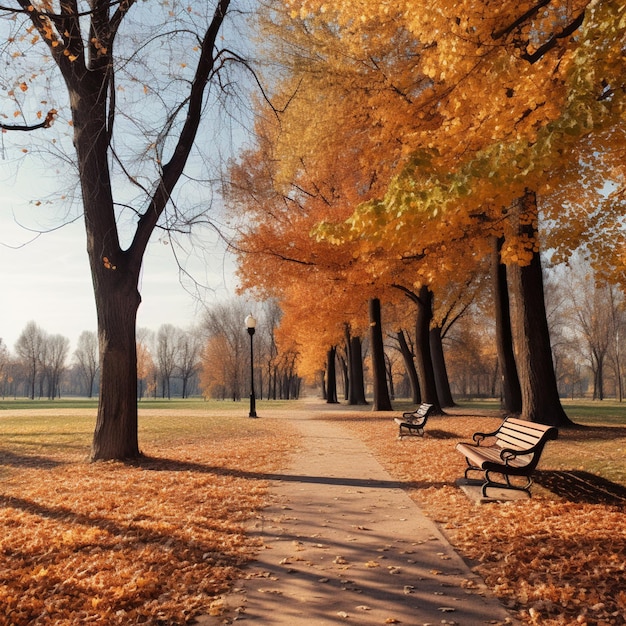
[455,417,558,497]
[393,403,434,438]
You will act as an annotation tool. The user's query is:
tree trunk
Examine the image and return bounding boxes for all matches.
[397,330,420,403]
[349,335,367,405]
[413,286,441,411]
[593,355,604,400]
[91,276,142,459]
[369,298,393,411]
[510,191,573,427]
[430,326,454,407]
[326,346,338,404]
[67,68,143,460]
[492,236,523,414]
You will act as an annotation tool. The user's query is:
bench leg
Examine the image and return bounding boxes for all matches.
[481,471,533,497]
[463,461,483,480]
[399,425,424,438]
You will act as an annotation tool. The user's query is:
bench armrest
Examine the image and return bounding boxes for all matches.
[472,430,499,445]
[499,439,548,465]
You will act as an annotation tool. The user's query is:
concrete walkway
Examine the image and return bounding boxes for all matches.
[199,407,517,625]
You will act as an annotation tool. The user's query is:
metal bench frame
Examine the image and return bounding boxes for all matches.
[456,417,558,497]
[393,403,434,438]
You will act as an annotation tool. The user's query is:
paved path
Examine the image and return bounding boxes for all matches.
[199,408,517,625]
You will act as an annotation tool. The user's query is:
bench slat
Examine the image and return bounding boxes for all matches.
[496,429,541,449]
[456,443,531,469]
[504,418,554,434]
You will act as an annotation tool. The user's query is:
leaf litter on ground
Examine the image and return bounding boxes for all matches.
[2,406,625,625]
[339,411,626,626]
[0,409,298,625]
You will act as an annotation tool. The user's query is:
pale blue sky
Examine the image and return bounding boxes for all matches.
[0,196,236,353]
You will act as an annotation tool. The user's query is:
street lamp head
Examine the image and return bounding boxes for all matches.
[245,314,256,336]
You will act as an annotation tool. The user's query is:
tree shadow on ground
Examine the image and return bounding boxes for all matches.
[131,455,454,491]
[535,470,626,505]
[557,423,626,440]
[0,448,65,469]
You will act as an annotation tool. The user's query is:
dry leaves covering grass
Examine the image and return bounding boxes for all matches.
[337,411,626,626]
[0,409,298,625]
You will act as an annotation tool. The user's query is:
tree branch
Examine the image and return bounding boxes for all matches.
[492,0,552,40]
[0,109,57,131]
[131,0,231,263]
[520,10,586,64]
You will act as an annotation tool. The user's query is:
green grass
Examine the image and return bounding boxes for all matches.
[0,398,99,410]
[443,398,626,425]
[0,398,299,461]
[2,397,625,487]
[0,397,295,412]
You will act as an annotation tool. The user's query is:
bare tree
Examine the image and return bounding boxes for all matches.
[15,321,45,400]
[1,0,246,459]
[41,334,70,399]
[177,328,202,399]
[74,331,99,398]
[565,265,613,400]
[156,324,180,400]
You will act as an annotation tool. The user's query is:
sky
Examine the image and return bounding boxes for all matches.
[0,191,238,354]
[0,1,256,356]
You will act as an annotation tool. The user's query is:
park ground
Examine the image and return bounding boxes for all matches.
[0,398,625,625]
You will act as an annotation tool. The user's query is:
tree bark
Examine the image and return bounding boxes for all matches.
[397,330,420,403]
[429,326,454,407]
[492,236,523,414]
[91,280,141,459]
[326,346,339,404]
[510,191,573,426]
[349,335,367,405]
[369,298,393,411]
[413,286,441,411]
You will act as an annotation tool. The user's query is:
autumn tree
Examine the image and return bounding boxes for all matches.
[136,337,156,400]
[226,8,437,403]
[0,0,244,459]
[281,0,624,425]
[200,300,252,401]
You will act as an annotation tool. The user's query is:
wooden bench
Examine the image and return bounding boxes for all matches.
[455,417,558,497]
[393,403,434,438]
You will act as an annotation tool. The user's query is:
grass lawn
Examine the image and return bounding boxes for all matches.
[0,398,624,625]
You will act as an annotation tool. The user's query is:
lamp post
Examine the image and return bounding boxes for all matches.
[245,314,258,418]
